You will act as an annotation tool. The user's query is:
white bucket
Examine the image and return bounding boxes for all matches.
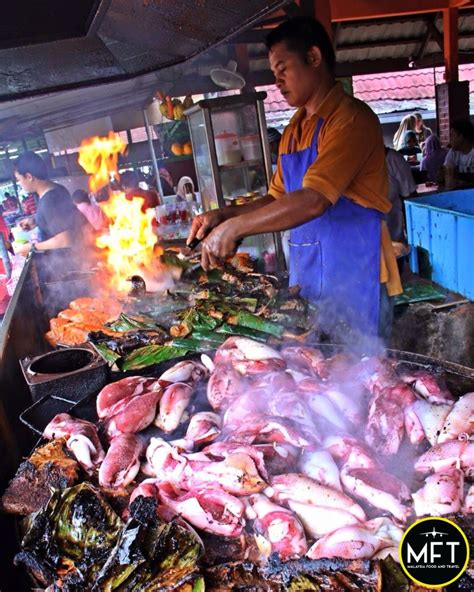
[240,134,261,161]
[215,131,242,166]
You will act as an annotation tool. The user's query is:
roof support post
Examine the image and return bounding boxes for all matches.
[313,0,333,41]
[443,7,459,82]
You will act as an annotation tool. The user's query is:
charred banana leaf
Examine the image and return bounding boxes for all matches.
[14,483,123,589]
[172,334,226,352]
[379,556,408,592]
[216,323,269,343]
[170,310,220,338]
[227,310,284,338]
[120,345,185,372]
[204,557,383,592]
[89,330,168,357]
[107,313,167,334]
[95,496,202,591]
[93,342,122,365]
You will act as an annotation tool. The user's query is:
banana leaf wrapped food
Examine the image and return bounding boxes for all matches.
[15,484,203,591]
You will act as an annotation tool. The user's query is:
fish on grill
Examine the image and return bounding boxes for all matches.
[0,439,79,516]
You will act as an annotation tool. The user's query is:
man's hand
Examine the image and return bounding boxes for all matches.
[187,209,227,246]
[15,242,31,256]
[19,217,36,231]
[200,218,241,270]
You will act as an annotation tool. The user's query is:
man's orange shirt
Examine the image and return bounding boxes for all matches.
[269,82,402,297]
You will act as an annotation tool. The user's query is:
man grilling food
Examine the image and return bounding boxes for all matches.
[187,17,402,340]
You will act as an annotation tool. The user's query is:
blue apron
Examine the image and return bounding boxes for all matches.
[281,118,382,335]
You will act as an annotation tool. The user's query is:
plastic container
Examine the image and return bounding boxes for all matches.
[11,226,30,243]
[240,134,261,161]
[405,189,474,299]
[215,131,242,166]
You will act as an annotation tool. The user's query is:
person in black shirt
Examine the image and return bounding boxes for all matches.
[14,152,87,255]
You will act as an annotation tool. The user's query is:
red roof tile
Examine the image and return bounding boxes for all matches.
[258,65,474,119]
[257,84,289,111]
[353,64,474,101]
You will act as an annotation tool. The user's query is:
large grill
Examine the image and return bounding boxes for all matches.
[0,251,473,590]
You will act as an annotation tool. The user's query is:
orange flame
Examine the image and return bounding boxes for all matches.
[96,192,159,292]
[78,131,126,193]
[78,133,159,292]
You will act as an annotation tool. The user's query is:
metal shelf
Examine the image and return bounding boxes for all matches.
[218,158,263,171]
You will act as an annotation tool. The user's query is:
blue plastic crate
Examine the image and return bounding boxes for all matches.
[404,189,474,300]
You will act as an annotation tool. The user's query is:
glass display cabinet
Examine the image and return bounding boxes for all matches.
[185,92,285,271]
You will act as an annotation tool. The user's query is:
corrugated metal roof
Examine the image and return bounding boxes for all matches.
[334,12,474,64]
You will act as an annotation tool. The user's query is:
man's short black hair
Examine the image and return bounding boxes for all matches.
[451,118,474,143]
[266,17,336,72]
[15,151,48,180]
[120,170,139,189]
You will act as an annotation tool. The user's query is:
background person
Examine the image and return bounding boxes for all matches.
[413,111,432,148]
[21,192,37,215]
[13,151,88,255]
[397,131,422,161]
[2,192,19,213]
[120,170,161,211]
[71,189,106,231]
[444,118,474,190]
[385,147,416,243]
[267,127,282,171]
[393,114,416,151]
[420,134,448,184]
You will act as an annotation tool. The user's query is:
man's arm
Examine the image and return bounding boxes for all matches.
[187,194,275,244]
[234,188,330,237]
[36,230,72,251]
[200,188,331,268]
[444,166,456,190]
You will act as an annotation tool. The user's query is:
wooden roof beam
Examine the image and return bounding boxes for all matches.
[444,7,459,81]
[331,0,474,22]
[415,15,437,60]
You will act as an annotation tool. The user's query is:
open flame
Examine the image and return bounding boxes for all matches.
[78,131,126,192]
[97,192,159,292]
[78,132,161,292]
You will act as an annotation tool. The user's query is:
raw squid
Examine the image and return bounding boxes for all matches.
[43,413,105,472]
[412,468,464,516]
[404,400,452,446]
[438,392,474,443]
[99,433,142,488]
[214,337,285,375]
[158,482,245,537]
[96,376,158,418]
[306,517,403,561]
[340,466,412,524]
[246,493,307,559]
[185,412,222,446]
[154,382,194,432]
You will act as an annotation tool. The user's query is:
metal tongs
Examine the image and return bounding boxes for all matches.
[187,236,202,250]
